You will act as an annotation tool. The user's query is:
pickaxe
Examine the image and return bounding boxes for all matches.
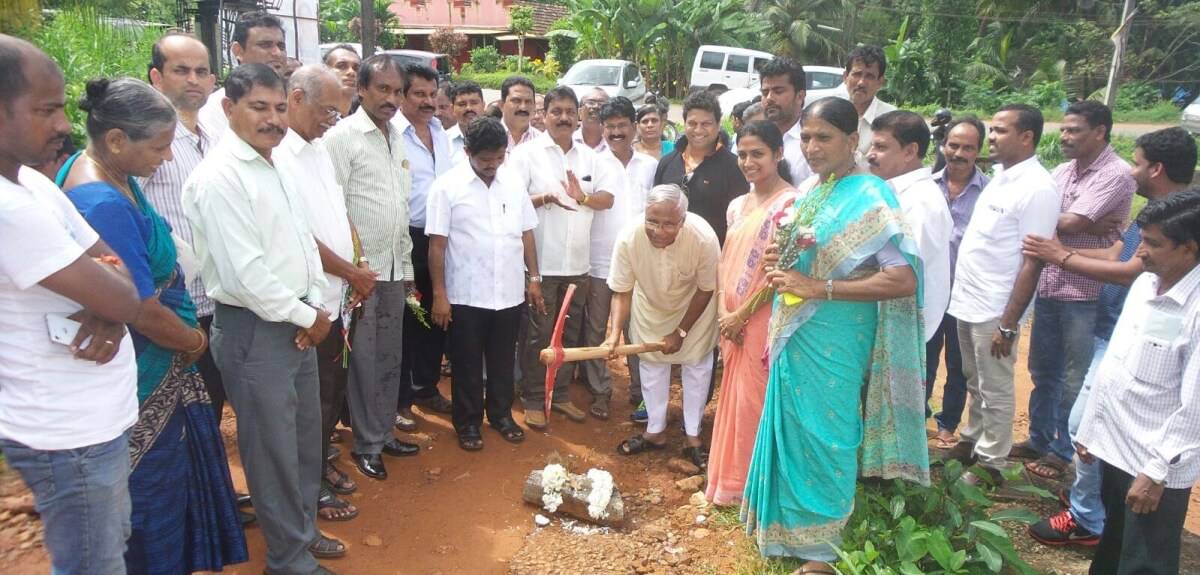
[539,283,665,417]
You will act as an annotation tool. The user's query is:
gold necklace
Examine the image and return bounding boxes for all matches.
[83,150,134,201]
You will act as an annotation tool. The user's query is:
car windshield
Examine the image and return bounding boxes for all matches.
[563,64,620,86]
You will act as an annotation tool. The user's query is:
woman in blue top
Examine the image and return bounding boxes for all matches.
[58,77,247,574]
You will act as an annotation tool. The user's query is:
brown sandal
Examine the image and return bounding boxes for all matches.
[1025,453,1070,480]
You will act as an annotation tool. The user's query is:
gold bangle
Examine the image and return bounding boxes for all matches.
[185,327,206,354]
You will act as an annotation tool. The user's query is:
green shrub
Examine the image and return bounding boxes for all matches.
[502,54,533,72]
[456,70,557,93]
[1115,101,1182,124]
[468,45,502,73]
[1114,81,1162,112]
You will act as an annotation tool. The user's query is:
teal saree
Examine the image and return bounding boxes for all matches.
[741,174,930,561]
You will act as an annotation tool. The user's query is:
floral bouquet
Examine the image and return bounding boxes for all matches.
[743,175,836,311]
[406,289,431,329]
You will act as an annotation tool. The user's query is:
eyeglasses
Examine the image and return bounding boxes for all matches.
[645,219,681,232]
[321,106,342,120]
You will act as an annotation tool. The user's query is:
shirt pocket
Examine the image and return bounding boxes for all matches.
[1132,336,1179,386]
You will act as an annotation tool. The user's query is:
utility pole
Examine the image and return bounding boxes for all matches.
[361,0,376,57]
[1103,0,1137,108]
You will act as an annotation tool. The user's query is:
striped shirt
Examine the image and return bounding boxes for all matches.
[1077,263,1200,488]
[139,121,213,316]
[323,107,415,282]
[1039,146,1135,301]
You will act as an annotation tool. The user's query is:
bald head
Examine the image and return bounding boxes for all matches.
[0,34,61,108]
[148,33,213,112]
[287,65,341,141]
[0,34,71,179]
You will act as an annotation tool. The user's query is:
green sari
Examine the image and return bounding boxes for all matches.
[741,174,930,561]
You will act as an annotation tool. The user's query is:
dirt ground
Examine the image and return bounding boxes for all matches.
[2,325,1199,574]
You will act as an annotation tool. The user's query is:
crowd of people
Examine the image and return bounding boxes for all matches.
[0,9,1197,575]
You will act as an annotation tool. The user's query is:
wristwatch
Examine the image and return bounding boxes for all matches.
[675,326,688,339]
[997,325,1018,340]
[527,275,542,283]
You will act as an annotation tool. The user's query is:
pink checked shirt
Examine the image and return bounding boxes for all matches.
[1038,146,1135,301]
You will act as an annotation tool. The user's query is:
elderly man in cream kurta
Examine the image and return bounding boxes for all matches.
[604,184,719,468]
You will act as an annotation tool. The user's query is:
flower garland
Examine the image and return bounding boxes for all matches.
[540,463,567,513]
[585,469,614,520]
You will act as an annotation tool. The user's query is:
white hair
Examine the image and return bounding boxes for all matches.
[288,64,337,101]
[645,183,688,213]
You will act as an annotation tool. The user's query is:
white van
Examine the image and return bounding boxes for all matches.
[689,45,776,93]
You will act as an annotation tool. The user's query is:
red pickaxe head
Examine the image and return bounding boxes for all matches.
[543,283,576,417]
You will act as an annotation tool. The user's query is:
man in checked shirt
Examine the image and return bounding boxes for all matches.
[1075,189,1200,575]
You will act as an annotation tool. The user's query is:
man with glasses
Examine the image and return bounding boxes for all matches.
[574,87,609,152]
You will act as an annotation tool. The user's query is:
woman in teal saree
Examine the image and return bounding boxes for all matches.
[741,97,930,573]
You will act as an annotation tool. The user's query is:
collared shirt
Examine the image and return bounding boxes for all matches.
[590,151,657,279]
[780,119,813,186]
[392,113,453,228]
[140,120,213,316]
[1039,146,1135,301]
[1077,264,1200,488]
[948,156,1060,323]
[506,122,541,152]
[573,127,609,153]
[425,161,539,310]
[197,87,228,145]
[0,168,137,451]
[654,133,749,245]
[887,167,954,340]
[323,107,415,282]
[183,132,327,328]
[831,84,896,163]
[446,124,466,166]
[504,131,623,277]
[932,166,989,277]
[275,129,355,319]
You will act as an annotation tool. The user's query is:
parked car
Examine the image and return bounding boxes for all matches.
[716,65,846,120]
[689,45,775,94]
[380,49,453,85]
[1183,95,1200,135]
[558,59,647,102]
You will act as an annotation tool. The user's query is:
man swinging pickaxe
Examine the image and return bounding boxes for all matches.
[538,283,664,417]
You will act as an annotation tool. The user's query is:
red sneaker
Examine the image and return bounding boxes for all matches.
[1029,509,1100,547]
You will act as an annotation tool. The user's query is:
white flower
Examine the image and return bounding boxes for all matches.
[540,464,568,513]
[585,469,614,520]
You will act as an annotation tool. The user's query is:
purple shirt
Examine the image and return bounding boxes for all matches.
[932,166,988,277]
[1039,145,1135,301]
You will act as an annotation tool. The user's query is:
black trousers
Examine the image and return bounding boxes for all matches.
[318,318,349,464]
[399,227,447,409]
[1090,460,1192,575]
[447,304,520,432]
[197,314,227,417]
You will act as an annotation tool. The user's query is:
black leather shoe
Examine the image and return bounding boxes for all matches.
[352,452,387,480]
[382,437,420,457]
[414,393,453,414]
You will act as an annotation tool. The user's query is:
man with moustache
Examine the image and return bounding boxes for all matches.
[1015,101,1135,484]
[758,57,812,186]
[831,45,896,164]
[0,35,142,574]
[532,94,546,132]
[927,116,990,449]
[1023,128,1196,548]
[574,87,609,152]
[507,86,621,430]
[944,104,1059,484]
[324,55,420,481]
[323,44,361,117]
[446,80,484,165]
[183,63,340,574]
[578,97,657,420]
[393,64,454,432]
[275,65,376,523]
[198,11,286,143]
[501,76,539,150]
[867,110,953,344]
[436,83,455,131]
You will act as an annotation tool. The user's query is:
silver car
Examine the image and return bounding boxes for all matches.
[1183,95,1200,135]
[558,59,647,103]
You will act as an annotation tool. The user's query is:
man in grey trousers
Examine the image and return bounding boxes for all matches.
[184,63,341,574]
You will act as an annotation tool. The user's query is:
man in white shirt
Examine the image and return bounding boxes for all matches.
[867,109,953,341]
[507,86,620,430]
[436,82,455,132]
[323,54,419,481]
[427,117,544,450]
[573,97,653,420]
[183,64,337,574]
[445,80,484,165]
[758,56,813,186]
[574,87,609,152]
[1074,190,1200,575]
[501,76,540,151]
[0,37,142,573]
[945,104,1060,481]
[831,45,896,165]
[322,43,360,118]
[277,65,377,523]
[393,64,454,429]
[197,11,286,143]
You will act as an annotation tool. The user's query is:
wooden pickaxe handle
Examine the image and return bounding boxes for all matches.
[539,341,665,365]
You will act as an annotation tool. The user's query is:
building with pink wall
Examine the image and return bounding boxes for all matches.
[387,0,567,67]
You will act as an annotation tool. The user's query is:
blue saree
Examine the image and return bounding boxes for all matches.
[741,174,930,561]
[59,153,248,573]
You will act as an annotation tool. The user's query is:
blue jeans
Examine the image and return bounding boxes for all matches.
[0,430,131,575]
[1027,298,1097,461]
[1067,336,1108,535]
[926,313,968,432]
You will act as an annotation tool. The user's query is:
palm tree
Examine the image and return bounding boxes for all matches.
[753,0,850,62]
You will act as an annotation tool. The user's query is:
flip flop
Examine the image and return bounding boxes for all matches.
[1025,453,1070,480]
[931,435,959,450]
[617,435,666,455]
